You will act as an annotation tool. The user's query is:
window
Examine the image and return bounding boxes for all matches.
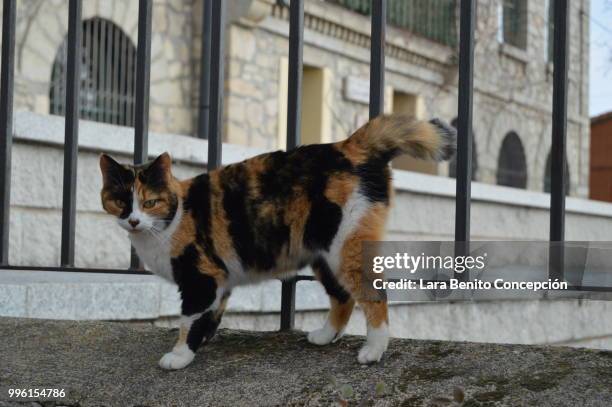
[50,18,137,126]
[497,132,527,188]
[390,91,438,175]
[499,0,528,49]
[544,151,570,195]
[448,118,478,181]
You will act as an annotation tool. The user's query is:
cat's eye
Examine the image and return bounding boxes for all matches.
[115,200,126,208]
[143,199,158,209]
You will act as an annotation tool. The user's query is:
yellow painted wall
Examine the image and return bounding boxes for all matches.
[277,59,332,148]
[391,91,438,175]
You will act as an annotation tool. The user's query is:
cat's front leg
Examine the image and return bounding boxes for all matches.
[158,262,230,370]
[158,309,225,370]
[159,290,230,370]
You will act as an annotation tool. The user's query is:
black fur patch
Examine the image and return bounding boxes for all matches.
[183,175,228,274]
[186,310,221,352]
[303,199,342,251]
[298,146,351,250]
[221,162,290,271]
[135,156,168,192]
[103,166,135,219]
[355,155,392,204]
[171,244,218,316]
[312,257,351,304]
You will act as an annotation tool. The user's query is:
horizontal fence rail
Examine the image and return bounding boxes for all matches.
[0,0,609,333]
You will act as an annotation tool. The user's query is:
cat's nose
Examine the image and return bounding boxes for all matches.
[128,219,140,228]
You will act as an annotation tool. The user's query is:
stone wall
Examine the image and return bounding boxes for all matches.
[6,112,610,269]
[1,0,196,135]
[0,0,591,196]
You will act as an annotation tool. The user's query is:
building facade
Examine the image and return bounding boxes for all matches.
[590,111,612,202]
[3,0,590,196]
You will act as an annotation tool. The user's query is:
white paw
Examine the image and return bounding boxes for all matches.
[307,321,341,346]
[357,323,389,364]
[357,344,386,364]
[308,327,336,346]
[158,345,195,370]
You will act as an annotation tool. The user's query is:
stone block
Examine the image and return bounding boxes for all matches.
[0,285,27,318]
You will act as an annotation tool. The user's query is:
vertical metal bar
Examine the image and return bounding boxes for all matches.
[120,28,128,125]
[280,0,304,331]
[126,28,134,126]
[369,0,386,119]
[104,21,113,124]
[112,26,120,124]
[60,0,83,267]
[83,20,91,120]
[549,0,569,280]
[207,0,225,171]
[197,0,212,139]
[130,0,152,269]
[99,20,107,123]
[454,0,475,280]
[134,0,152,165]
[0,0,16,266]
[92,19,99,122]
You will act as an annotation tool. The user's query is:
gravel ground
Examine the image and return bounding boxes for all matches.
[1,317,611,406]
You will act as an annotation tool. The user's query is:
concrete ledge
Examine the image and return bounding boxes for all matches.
[1,318,612,406]
[0,270,331,319]
[2,271,612,351]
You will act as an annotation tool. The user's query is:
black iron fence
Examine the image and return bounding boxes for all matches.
[0,0,592,328]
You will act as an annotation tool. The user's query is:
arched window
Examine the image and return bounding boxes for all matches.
[50,18,136,126]
[496,131,527,188]
[448,118,478,180]
[544,151,570,195]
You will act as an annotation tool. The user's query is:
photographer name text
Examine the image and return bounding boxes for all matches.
[373,278,568,292]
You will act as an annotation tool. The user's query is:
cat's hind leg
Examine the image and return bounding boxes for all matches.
[337,205,390,364]
[307,257,355,345]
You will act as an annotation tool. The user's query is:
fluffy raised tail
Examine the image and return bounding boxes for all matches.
[341,114,456,163]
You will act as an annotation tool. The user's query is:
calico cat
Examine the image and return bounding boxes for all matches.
[99,114,455,370]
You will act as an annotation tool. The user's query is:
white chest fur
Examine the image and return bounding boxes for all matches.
[129,203,182,283]
[130,234,175,281]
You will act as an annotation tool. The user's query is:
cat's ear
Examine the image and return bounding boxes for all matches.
[99,154,130,187]
[150,152,172,173]
[145,152,172,180]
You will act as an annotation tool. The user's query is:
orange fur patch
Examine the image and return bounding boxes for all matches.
[338,204,388,302]
[329,297,355,331]
[324,174,357,206]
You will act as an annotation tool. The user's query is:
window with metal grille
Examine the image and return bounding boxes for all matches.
[496,131,527,188]
[499,0,527,49]
[448,118,478,180]
[329,0,457,47]
[544,151,570,194]
[50,18,137,127]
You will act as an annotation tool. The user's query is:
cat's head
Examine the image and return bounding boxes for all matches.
[99,152,180,234]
